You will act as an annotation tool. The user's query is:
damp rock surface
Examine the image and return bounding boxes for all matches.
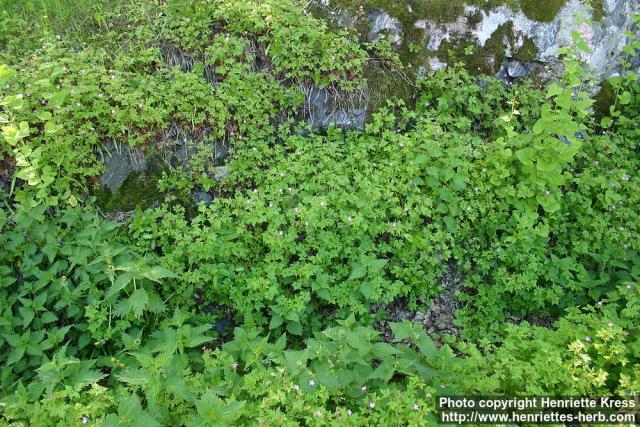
[99,141,148,192]
[367,10,403,44]
[304,86,368,131]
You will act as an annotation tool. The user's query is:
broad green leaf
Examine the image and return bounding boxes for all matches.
[369,258,388,274]
[37,111,52,121]
[143,266,175,282]
[6,346,25,365]
[286,321,302,336]
[359,281,377,300]
[114,288,149,318]
[546,82,562,98]
[515,147,536,165]
[116,368,151,386]
[348,262,366,281]
[390,321,414,341]
[106,273,133,299]
[0,65,16,86]
[70,369,106,388]
[44,121,64,135]
[619,91,632,105]
[269,314,283,329]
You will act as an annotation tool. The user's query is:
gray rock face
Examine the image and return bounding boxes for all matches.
[98,142,147,191]
[367,10,403,44]
[99,124,229,193]
[315,0,639,80]
[213,165,229,181]
[471,0,638,78]
[193,191,214,206]
[304,86,368,131]
[161,44,195,72]
[507,60,532,78]
[156,124,228,170]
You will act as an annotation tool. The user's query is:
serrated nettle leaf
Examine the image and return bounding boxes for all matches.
[6,346,26,365]
[390,321,415,341]
[19,306,35,327]
[269,314,284,329]
[546,82,562,98]
[348,262,366,281]
[0,11,638,420]
[116,368,151,385]
[286,321,302,335]
[142,266,175,282]
[106,273,133,299]
[70,368,106,388]
[114,288,149,318]
[359,281,377,300]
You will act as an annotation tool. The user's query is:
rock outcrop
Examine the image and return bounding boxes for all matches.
[317,0,639,80]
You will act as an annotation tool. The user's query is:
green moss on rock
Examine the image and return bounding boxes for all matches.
[521,0,568,22]
[590,0,605,21]
[467,10,484,25]
[594,79,616,119]
[514,36,539,61]
[96,171,164,212]
[364,62,416,112]
[436,22,519,75]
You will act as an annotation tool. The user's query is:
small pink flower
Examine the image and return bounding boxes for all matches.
[368,402,375,409]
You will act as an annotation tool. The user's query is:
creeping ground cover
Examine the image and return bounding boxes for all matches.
[0,0,639,425]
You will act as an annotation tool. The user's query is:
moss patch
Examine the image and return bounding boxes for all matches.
[436,22,520,75]
[589,0,605,21]
[364,62,416,112]
[521,0,568,22]
[514,36,539,61]
[95,170,164,212]
[594,79,616,120]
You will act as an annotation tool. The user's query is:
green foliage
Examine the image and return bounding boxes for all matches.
[417,35,640,338]
[160,0,367,91]
[128,111,471,333]
[1,0,369,210]
[0,203,184,395]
